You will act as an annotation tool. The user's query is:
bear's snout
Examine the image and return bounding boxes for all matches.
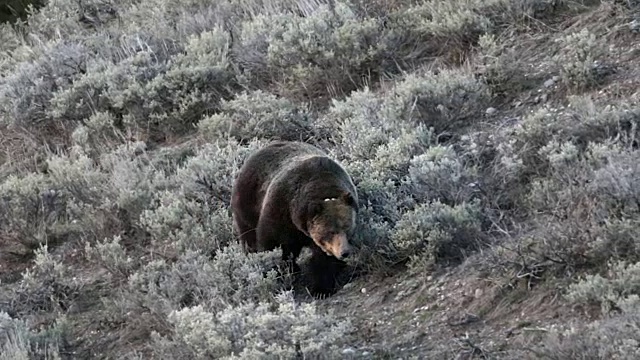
[339,247,352,259]
[330,234,353,260]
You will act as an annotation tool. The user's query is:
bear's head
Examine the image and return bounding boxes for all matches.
[306,191,358,260]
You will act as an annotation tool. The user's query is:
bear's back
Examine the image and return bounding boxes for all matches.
[246,141,328,184]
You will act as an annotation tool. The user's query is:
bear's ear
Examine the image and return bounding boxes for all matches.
[339,191,356,207]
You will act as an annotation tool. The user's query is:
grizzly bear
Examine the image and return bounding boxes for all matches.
[231,140,359,296]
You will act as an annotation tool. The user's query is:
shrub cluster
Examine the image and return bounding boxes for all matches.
[198,90,316,143]
[0,0,571,147]
[473,94,640,286]
[534,299,640,359]
[313,67,491,271]
[115,243,352,358]
[567,260,640,314]
[0,310,68,360]
[553,28,606,90]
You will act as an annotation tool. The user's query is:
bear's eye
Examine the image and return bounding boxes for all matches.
[308,202,324,217]
[318,231,332,239]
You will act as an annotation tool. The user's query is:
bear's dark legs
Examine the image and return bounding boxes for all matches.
[281,241,303,275]
[233,213,258,253]
[230,172,262,253]
[256,214,300,274]
[255,212,281,252]
[307,246,346,298]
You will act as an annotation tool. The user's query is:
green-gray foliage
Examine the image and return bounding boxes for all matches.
[0,311,67,360]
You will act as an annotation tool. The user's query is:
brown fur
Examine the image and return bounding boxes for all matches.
[230,140,359,296]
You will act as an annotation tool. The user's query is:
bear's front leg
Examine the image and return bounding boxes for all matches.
[255,212,281,253]
[281,239,304,275]
[256,213,302,277]
[307,246,347,298]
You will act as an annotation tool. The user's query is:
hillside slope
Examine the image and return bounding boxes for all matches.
[1,0,640,359]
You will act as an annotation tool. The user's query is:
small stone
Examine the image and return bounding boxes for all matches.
[361,288,367,294]
[426,275,433,281]
[474,288,483,299]
[362,351,371,356]
[544,78,555,88]
[552,76,561,82]
[540,93,548,102]
[342,348,356,355]
[629,19,639,33]
[485,107,497,115]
